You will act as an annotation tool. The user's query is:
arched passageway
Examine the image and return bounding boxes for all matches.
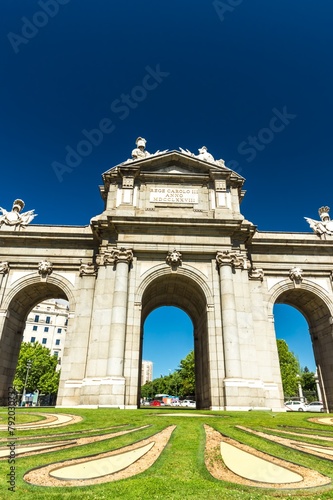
[0,281,70,405]
[274,304,316,370]
[142,305,193,381]
[274,288,333,410]
[139,273,210,409]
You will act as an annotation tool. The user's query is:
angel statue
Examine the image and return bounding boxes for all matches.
[0,199,37,230]
[304,206,333,239]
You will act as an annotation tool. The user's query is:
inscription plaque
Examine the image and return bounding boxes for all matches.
[150,187,198,204]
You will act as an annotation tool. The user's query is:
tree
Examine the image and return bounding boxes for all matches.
[141,350,196,400]
[177,350,195,397]
[13,342,60,395]
[276,339,300,398]
[300,366,317,402]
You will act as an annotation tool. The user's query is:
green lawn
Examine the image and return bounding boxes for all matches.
[0,407,333,499]
[0,411,45,425]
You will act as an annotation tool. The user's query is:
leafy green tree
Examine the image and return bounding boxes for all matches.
[276,339,300,398]
[141,381,153,400]
[141,350,196,400]
[301,366,316,390]
[13,342,60,395]
[300,366,317,402]
[169,371,181,396]
[177,350,195,397]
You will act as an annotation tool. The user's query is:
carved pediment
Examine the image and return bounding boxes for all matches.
[156,165,189,174]
[97,144,247,220]
[103,151,244,182]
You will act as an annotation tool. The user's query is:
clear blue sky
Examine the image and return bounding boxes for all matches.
[2,1,331,377]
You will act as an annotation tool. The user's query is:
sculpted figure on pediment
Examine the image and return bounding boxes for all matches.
[121,137,167,164]
[179,146,226,167]
[131,137,150,160]
[197,146,215,163]
[305,206,333,238]
[0,199,37,229]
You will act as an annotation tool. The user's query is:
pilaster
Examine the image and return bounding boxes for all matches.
[216,250,242,378]
[106,248,133,377]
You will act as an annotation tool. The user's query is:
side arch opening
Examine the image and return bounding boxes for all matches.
[0,281,70,405]
[273,287,333,411]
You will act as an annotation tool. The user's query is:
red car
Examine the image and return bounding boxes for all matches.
[150,400,161,406]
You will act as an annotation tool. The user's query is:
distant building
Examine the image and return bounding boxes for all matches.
[22,299,69,370]
[141,360,153,384]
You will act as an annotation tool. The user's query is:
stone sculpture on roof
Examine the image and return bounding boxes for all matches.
[122,137,168,164]
[131,137,150,160]
[305,206,333,238]
[0,199,37,230]
[179,145,226,167]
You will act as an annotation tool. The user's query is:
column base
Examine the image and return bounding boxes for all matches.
[223,378,283,411]
[57,377,126,407]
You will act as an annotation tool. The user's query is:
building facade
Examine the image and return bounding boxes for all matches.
[22,299,69,369]
[0,140,332,411]
[141,360,153,385]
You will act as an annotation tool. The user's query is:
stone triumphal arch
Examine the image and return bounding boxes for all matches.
[0,139,332,411]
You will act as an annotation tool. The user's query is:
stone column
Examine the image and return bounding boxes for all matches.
[107,248,133,377]
[216,251,242,378]
[297,375,305,402]
[315,369,322,401]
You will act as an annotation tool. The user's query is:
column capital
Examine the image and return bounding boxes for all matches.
[248,267,264,281]
[103,247,133,266]
[216,250,245,269]
[79,260,98,277]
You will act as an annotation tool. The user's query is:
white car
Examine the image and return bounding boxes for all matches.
[304,401,325,413]
[181,399,196,408]
[284,400,306,412]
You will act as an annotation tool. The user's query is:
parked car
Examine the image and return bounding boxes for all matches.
[304,401,325,412]
[181,399,196,408]
[150,400,161,406]
[171,400,181,406]
[284,400,306,412]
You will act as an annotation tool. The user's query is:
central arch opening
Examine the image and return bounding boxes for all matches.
[139,272,210,409]
[142,306,194,400]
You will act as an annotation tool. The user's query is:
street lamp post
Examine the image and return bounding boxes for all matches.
[21,359,32,406]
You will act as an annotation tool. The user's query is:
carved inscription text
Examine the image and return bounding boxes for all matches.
[150,187,198,204]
